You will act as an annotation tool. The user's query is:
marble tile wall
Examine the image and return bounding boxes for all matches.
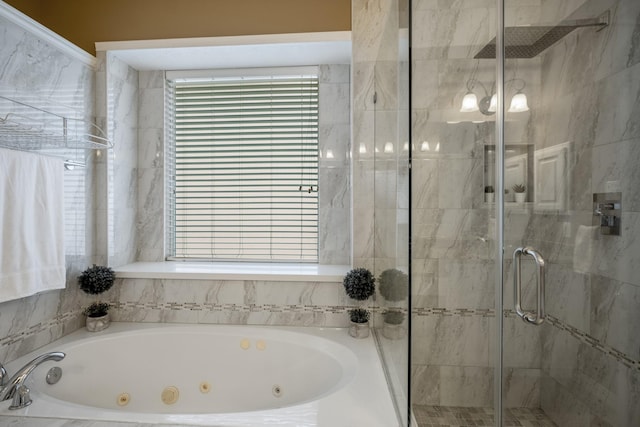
[99,53,139,268]
[106,278,352,327]
[0,11,96,363]
[530,0,640,424]
[136,70,164,262]
[318,64,352,265]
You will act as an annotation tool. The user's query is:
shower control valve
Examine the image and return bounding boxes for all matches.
[593,192,621,236]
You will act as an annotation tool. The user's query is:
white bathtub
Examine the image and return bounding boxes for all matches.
[0,323,398,426]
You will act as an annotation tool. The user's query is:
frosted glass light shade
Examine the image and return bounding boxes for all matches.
[508,92,529,112]
[488,94,497,112]
[460,92,479,112]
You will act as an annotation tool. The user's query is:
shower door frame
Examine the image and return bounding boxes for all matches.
[493,0,506,426]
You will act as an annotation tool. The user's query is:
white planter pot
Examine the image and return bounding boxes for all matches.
[381,321,406,340]
[485,193,494,203]
[514,192,526,203]
[86,313,110,332]
[348,321,369,338]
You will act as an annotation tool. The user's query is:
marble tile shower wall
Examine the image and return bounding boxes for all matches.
[352,0,411,325]
[411,0,543,409]
[0,12,96,363]
[533,0,640,425]
[352,0,408,283]
[411,0,640,423]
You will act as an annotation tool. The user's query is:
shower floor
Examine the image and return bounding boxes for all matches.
[413,405,557,427]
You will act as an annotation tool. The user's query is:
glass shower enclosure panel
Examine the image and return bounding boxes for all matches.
[501,0,640,425]
[371,0,410,425]
[410,1,498,424]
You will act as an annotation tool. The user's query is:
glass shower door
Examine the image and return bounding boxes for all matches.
[500,0,640,425]
[409,0,499,425]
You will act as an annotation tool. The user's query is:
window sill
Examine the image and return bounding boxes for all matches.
[114,262,350,283]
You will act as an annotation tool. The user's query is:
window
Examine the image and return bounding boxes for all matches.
[166,69,319,262]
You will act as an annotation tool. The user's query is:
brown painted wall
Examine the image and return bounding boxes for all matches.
[4,0,351,55]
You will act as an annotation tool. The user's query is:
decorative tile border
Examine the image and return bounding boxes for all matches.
[412,307,496,317]
[113,301,407,315]
[116,301,345,313]
[0,310,82,348]
[0,303,412,352]
[545,314,639,371]
[3,303,637,373]
[412,307,640,372]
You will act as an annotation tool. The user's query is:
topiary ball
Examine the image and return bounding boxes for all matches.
[78,265,115,295]
[378,268,408,302]
[343,268,375,300]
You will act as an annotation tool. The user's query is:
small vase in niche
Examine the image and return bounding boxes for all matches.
[484,186,495,203]
[512,184,526,203]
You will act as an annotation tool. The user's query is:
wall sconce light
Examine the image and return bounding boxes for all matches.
[460,78,528,115]
[460,90,479,113]
[508,91,529,113]
[419,141,440,152]
[383,142,394,153]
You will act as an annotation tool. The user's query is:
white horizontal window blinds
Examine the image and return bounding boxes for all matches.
[168,74,319,261]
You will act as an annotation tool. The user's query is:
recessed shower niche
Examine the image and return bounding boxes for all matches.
[484,144,534,203]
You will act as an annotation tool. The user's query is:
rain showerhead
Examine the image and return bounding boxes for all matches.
[474,11,609,59]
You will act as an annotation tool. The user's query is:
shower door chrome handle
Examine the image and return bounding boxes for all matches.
[513,246,546,325]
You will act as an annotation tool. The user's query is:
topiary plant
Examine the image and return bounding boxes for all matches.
[349,308,370,324]
[78,265,115,295]
[343,268,375,301]
[383,309,405,325]
[378,268,408,302]
[83,302,110,318]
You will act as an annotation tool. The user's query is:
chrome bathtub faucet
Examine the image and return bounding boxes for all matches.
[0,351,65,410]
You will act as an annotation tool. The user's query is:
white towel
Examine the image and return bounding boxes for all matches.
[0,148,66,302]
[573,224,599,274]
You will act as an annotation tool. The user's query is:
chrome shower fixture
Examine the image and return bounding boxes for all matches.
[474,11,609,59]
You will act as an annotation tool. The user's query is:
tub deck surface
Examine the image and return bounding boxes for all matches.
[0,322,399,427]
